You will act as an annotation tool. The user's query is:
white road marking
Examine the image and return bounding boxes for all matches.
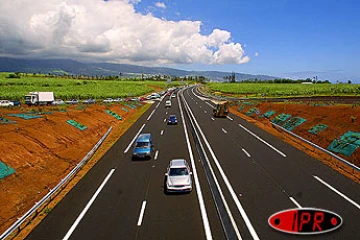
[154,150,159,160]
[183,96,259,240]
[178,90,213,240]
[205,102,215,109]
[200,106,202,108]
[289,197,302,208]
[211,118,215,121]
[314,175,360,210]
[226,116,233,121]
[222,128,227,134]
[204,111,207,114]
[164,118,167,122]
[137,201,147,226]
[147,109,156,121]
[156,102,160,108]
[165,111,168,115]
[124,124,146,153]
[238,123,286,157]
[242,148,251,158]
[63,169,115,240]
[160,130,164,135]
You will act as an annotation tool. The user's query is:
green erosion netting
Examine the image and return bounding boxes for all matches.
[260,110,276,118]
[272,113,291,125]
[0,161,15,179]
[309,124,328,135]
[122,107,129,112]
[105,110,122,120]
[246,108,260,116]
[7,114,42,120]
[135,102,143,106]
[237,105,246,112]
[242,102,257,106]
[66,120,87,130]
[124,104,137,109]
[327,131,360,156]
[0,117,16,124]
[28,111,53,115]
[282,117,306,131]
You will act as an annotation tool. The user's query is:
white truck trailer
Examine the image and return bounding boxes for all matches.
[24,92,54,105]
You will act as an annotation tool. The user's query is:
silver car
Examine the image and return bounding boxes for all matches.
[165,159,192,193]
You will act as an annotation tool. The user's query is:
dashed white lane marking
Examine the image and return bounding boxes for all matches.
[164,118,167,122]
[238,123,286,157]
[63,169,115,239]
[227,116,233,121]
[154,150,159,160]
[314,175,360,210]
[222,128,227,134]
[289,197,302,208]
[160,130,164,135]
[211,118,215,121]
[137,201,147,226]
[204,111,207,114]
[124,124,146,153]
[241,148,251,158]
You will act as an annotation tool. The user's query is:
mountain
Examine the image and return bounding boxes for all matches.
[0,57,278,81]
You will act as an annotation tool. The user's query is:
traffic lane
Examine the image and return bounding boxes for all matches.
[182,91,300,239]
[187,89,360,239]
[25,102,158,240]
[53,101,167,240]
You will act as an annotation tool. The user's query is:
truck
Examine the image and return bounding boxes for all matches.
[213,101,229,117]
[24,92,54,106]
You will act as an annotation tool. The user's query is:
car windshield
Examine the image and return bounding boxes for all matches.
[135,142,149,148]
[169,167,188,176]
[169,116,176,120]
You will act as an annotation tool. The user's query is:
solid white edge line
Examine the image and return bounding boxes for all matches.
[160,130,164,135]
[184,97,242,240]
[314,175,360,210]
[137,201,147,226]
[63,169,115,240]
[222,128,227,134]
[238,123,286,158]
[124,124,146,153]
[154,150,159,160]
[147,109,156,121]
[227,116,233,121]
[184,96,260,240]
[206,102,215,109]
[241,148,251,158]
[178,90,213,240]
[289,197,302,208]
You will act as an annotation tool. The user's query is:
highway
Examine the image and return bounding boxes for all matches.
[26,86,360,240]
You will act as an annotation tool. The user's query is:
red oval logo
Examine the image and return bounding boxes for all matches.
[268,208,342,235]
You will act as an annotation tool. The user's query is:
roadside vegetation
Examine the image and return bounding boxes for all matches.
[0,72,187,100]
[206,82,360,98]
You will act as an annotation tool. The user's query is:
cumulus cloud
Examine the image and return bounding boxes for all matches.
[0,0,249,65]
[154,2,166,9]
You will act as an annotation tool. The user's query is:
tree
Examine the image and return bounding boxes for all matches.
[348,80,352,84]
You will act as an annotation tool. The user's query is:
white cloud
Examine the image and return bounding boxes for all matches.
[0,0,249,65]
[255,52,259,57]
[154,2,166,9]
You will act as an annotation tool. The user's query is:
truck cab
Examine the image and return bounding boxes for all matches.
[213,101,229,117]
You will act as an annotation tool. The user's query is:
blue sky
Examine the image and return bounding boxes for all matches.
[135,0,360,82]
[1,0,359,82]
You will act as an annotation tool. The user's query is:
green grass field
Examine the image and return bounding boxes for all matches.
[206,82,360,98]
[0,73,185,100]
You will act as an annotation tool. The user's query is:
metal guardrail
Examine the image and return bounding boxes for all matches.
[1,126,113,240]
[196,86,360,173]
[270,122,360,173]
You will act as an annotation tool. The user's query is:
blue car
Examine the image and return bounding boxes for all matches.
[167,115,178,125]
[132,133,153,160]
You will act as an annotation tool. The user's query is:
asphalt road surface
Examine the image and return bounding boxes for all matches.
[25,86,360,240]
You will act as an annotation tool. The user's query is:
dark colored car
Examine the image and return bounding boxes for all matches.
[10,100,21,106]
[167,115,178,125]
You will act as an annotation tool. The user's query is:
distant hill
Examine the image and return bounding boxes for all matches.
[0,57,278,81]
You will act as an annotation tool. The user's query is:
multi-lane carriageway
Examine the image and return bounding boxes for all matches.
[26,86,360,240]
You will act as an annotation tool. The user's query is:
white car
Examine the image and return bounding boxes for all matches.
[113,98,123,102]
[165,159,192,193]
[52,99,65,105]
[103,98,114,103]
[0,100,14,107]
[165,100,171,108]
